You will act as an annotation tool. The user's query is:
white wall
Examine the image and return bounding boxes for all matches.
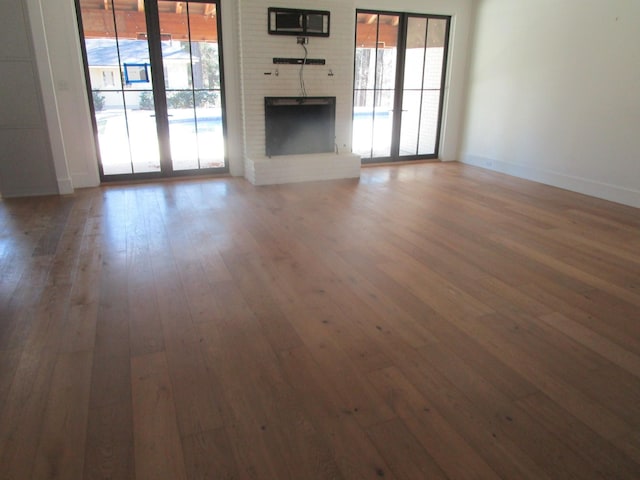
[355,0,475,162]
[37,0,100,189]
[461,0,640,208]
[0,0,59,197]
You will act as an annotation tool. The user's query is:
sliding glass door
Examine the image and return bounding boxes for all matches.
[76,0,227,180]
[353,11,450,163]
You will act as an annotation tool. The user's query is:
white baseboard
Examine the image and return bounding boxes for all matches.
[462,155,640,208]
[70,172,100,189]
[57,178,74,195]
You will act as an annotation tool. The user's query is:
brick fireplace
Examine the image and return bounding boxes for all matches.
[237,0,360,185]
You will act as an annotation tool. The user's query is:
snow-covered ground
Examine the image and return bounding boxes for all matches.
[96,107,225,175]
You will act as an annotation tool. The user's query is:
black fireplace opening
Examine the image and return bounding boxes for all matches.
[265,97,336,156]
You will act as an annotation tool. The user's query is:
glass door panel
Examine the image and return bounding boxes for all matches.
[353,89,374,158]
[399,17,448,158]
[399,17,427,156]
[78,0,161,176]
[399,90,421,156]
[192,5,225,170]
[372,90,394,158]
[158,1,224,171]
[403,17,427,90]
[353,13,399,160]
[424,19,447,90]
[417,90,441,155]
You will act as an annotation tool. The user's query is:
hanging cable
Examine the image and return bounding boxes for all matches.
[299,42,308,97]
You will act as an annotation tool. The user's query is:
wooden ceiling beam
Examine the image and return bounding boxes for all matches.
[81,10,218,41]
[355,23,398,48]
[82,8,436,48]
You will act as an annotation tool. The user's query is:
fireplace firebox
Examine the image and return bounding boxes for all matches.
[264,97,336,156]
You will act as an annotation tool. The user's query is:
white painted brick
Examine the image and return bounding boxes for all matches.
[246,152,360,185]
[237,0,358,184]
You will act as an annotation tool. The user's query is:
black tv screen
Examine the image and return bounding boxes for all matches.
[275,12,302,31]
[306,14,324,33]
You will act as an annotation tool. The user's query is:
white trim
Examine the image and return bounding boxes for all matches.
[220,0,244,177]
[462,155,640,209]
[24,0,73,195]
[69,172,100,189]
[57,177,74,195]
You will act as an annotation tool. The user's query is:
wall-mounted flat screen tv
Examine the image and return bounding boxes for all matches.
[268,7,330,37]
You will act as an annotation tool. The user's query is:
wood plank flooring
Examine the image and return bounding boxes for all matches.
[1,162,639,479]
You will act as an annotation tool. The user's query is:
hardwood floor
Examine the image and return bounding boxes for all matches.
[1,162,639,479]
